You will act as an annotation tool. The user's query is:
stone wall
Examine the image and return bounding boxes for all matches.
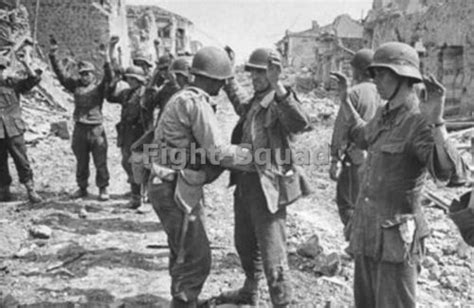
[365,0,474,115]
[22,0,130,74]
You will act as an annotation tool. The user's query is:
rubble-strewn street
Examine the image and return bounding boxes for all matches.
[0,0,474,307]
[0,69,472,307]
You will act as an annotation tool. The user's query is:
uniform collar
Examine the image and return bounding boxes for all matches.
[382,88,419,127]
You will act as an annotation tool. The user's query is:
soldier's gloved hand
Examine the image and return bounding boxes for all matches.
[329,160,341,181]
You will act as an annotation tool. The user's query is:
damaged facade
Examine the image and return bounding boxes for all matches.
[127,5,196,63]
[22,0,130,74]
[277,14,364,88]
[365,0,474,116]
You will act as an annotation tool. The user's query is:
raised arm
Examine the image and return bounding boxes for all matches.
[414,75,469,184]
[13,41,41,93]
[331,72,368,149]
[48,36,78,93]
[267,56,309,134]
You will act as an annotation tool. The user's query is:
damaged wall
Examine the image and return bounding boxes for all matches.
[365,0,474,116]
[22,0,130,74]
[127,5,195,61]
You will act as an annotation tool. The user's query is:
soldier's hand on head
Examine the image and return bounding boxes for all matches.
[267,52,282,86]
[421,74,445,125]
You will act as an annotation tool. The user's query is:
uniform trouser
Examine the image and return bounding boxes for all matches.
[354,255,417,308]
[234,173,291,306]
[120,134,140,195]
[72,123,109,189]
[148,179,210,304]
[0,134,33,186]
[336,162,361,226]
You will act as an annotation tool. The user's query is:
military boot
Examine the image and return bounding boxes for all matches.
[71,187,88,199]
[171,298,197,308]
[128,184,141,209]
[98,187,109,201]
[0,186,12,202]
[216,277,260,305]
[24,180,42,203]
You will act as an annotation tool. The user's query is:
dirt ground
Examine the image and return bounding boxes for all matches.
[0,74,473,307]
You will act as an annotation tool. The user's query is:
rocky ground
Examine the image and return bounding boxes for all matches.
[0,72,473,308]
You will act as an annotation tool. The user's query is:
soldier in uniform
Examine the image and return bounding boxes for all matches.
[0,44,42,203]
[217,48,310,307]
[106,65,147,209]
[49,37,112,201]
[332,42,468,308]
[148,46,251,308]
[329,49,382,239]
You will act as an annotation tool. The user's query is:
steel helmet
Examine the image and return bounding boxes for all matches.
[169,57,190,77]
[78,61,95,73]
[190,46,233,81]
[368,42,422,82]
[124,65,146,83]
[156,54,173,70]
[245,48,280,71]
[350,48,374,72]
[133,51,153,68]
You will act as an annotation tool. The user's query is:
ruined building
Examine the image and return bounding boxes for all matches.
[365,0,474,116]
[276,14,364,88]
[22,0,130,74]
[127,5,195,63]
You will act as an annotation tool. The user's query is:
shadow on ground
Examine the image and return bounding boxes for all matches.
[2,289,170,308]
[17,243,168,278]
[34,212,162,235]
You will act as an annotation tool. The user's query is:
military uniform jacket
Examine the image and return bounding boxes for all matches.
[224,79,310,213]
[106,82,147,147]
[348,89,468,263]
[330,81,382,164]
[50,53,111,125]
[0,74,41,139]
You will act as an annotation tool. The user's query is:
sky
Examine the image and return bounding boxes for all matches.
[126,0,374,62]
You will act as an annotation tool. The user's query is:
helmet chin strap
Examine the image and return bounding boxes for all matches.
[388,78,402,102]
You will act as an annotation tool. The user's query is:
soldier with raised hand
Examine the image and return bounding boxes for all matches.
[49,35,112,201]
[0,39,43,203]
[216,47,310,307]
[329,48,382,240]
[332,42,468,307]
[148,46,252,308]
[106,64,148,209]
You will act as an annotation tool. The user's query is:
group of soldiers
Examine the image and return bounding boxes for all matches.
[0,32,473,308]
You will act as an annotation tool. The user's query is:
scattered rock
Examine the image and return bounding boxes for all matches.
[312,252,342,277]
[422,256,437,269]
[78,208,88,219]
[455,240,470,259]
[29,225,52,239]
[297,234,324,258]
[50,121,70,140]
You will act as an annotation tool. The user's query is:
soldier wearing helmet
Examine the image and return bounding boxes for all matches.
[215,47,310,306]
[147,46,252,307]
[49,35,113,201]
[169,57,191,89]
[106,65,148,209]
[329,48,382,239]
[0,45,43,203]
[332,42,468,307]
